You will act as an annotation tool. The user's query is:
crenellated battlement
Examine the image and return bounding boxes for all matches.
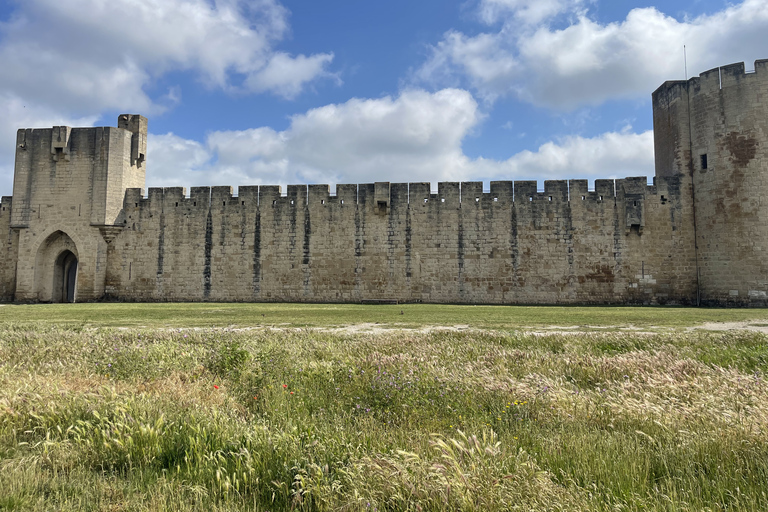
[122,177,676,211]
[116,175,686,250]
[653,59,768,101]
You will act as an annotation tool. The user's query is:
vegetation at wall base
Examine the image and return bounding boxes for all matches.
[1,312,768,510]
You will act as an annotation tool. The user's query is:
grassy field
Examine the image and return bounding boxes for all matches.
[1,305,768,510]
[2,302,768,329]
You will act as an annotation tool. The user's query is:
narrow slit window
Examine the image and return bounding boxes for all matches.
[701,154,708,170]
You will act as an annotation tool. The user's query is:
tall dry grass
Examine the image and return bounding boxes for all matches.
[0,325,766,510]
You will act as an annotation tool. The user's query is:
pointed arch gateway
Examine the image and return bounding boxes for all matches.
[34,231,80,303]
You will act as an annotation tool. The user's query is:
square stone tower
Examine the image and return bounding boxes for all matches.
[9,115,147,302]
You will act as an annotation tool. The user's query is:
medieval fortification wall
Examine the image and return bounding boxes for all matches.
[0,60,766,305]
[104,177,696,304]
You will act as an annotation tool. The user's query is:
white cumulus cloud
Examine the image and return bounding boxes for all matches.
[473,129,654,182]
[246,52,337,99]
[144,89,654,191]
[0,0,336,192]
[148,89,480,188]
[418,0,768,108]
[479,0,590,25]
[0,0,334,114]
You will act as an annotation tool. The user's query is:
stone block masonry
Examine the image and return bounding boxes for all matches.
[103,176,696,304]
[1,61,766,305]
[654,59,768,306]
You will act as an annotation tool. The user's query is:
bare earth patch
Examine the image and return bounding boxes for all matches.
[689,321,768,333]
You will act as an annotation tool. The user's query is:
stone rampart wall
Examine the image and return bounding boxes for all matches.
[105,176,697,304]
[0,197,18,301]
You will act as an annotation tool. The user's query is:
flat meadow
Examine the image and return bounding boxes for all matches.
[1,303,768,511]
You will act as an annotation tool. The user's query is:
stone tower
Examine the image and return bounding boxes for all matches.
[7,115,147,302]
[653,59,768,305]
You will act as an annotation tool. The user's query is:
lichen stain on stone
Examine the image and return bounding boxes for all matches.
[721,132,758,168]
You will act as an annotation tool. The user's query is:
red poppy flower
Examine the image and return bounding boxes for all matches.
[213,385,219,390]
[283,384,287,388]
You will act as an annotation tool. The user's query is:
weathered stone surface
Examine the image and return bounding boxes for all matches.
[653,59,768,306]
[0,61,765,305]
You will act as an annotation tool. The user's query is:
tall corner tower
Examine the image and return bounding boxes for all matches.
[653,60,768,305]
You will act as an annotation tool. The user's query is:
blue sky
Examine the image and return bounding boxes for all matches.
[0,0,767,194]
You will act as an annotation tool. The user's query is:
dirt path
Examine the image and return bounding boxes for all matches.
[688,321,768,333]
[129,320,768,335]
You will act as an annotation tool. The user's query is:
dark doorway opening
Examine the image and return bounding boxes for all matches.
[54,251,78,303]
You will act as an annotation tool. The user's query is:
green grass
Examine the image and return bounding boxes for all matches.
[1,317,767,510]
[1,302,768,329]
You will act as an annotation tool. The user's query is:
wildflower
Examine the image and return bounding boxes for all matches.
[214,385,219,390]
[290,391,294,395]
[283,384,288,388]
[253,396,258,400]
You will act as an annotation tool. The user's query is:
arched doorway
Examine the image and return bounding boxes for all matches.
[33,230,80,302]
[53,251,78,303]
